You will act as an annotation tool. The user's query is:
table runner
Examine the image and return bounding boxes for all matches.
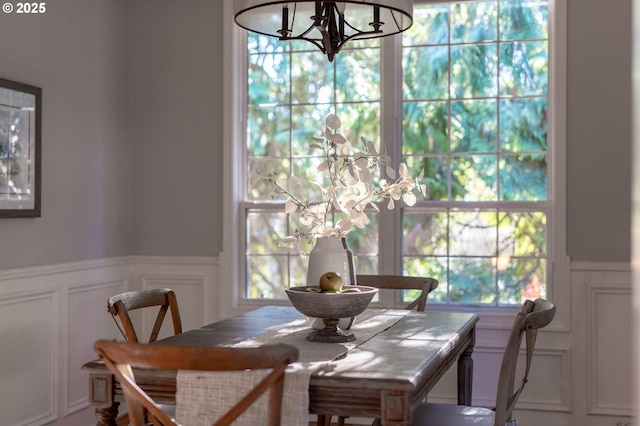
[175,308,409,425]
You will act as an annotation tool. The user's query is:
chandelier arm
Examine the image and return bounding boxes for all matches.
[280,35,328,55]
[341,19,383,36]
[281,22,318,40]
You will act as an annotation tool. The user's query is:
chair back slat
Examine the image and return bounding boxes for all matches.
[356,274,438,311]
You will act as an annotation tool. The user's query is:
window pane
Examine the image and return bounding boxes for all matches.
[247,210,287,253]
[246,211,291,298]
[403,46,450,100]
[450,210,497,256]
[248,52,290,105]
[403,5,449,46]
[450,44,498,99]
[248,33,287,54]
[499,41,548,96]
[335,103,381,154]
[499,154,547,201]
[336,48,380,103]
[291,51,334,104]
[348,213,379,274]
[404,255,447,299]
[290,106,332,154]
[500,0,548,41]
[498,211,546,257]
[247,106,291,157]
[449,257,497,304]
[403,101,448,154]
[403,211,448,256]
[451,155,498,201]
[246,255,287,298]
[450,99,497,153]
[248,158,290,201]
[499,98,548,152]
[499,258,547,304]
[451,1,498,43]
[403,156,449,201]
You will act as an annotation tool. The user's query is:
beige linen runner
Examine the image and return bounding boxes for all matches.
[176,308,409,425]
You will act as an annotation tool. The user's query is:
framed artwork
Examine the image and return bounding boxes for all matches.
[0,78,41,217]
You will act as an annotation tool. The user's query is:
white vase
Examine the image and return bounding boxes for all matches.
[306,236,356,287]
[306,236,357,330]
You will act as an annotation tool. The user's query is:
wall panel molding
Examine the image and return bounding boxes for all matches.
[0,290,58,426]
[586,284,633,416]
[131,255,219,326]
[571,260,633,420]
[430,344,571,413]
[140,275,208,336]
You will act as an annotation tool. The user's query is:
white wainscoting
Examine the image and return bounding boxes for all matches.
[0,256,218,426]
[0,258,130,426]
[576,262,634,418]
[0,257,632,426]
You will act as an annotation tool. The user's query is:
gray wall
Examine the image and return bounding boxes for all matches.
[0,0,631,271]
[0,0,131,270]
[129,0,223,256]
[566,0,632,262]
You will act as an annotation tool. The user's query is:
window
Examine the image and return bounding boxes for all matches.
[243,37,383,299]
[231,0,560,308]
[400,2,550,304]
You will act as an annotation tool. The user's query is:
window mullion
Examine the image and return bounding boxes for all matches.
[378,33,403,276]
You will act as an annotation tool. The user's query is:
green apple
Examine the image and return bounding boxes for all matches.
[319,271,343,292]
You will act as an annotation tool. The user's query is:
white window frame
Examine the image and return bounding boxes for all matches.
[220,0,568,330]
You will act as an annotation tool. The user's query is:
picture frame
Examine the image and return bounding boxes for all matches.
[0,77,41,218]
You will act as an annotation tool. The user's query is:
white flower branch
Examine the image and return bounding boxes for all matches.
[257,114,426,252]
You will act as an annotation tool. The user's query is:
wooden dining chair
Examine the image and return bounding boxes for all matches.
[94,340,299,426]
[410,298,556,426]
[107,288,182,343]
[317,275,439,426]
[356,274,439,312]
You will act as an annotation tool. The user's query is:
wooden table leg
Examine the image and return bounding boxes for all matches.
[457,326,476,406]
[95,405,119,426]
[87,372,120,425]
[380,390,410,425]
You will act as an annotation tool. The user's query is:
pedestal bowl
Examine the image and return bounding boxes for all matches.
[284,285,378,343]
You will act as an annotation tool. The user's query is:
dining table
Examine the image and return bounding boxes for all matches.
[82,305,478,426]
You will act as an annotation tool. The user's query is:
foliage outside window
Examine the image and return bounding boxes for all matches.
[242,0,550,306]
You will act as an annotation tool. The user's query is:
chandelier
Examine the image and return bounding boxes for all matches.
[233,1,414,62]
